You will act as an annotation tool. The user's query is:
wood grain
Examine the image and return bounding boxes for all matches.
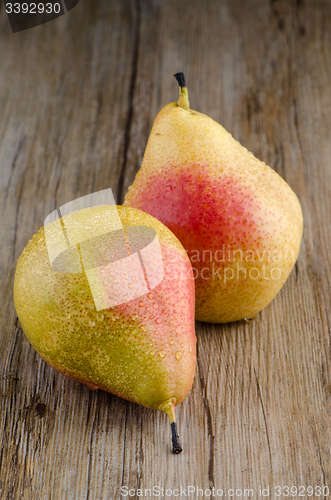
[1,0,331,498]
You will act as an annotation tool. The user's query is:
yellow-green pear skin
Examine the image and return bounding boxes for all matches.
[124,73,303,323]
[14,205,196,453]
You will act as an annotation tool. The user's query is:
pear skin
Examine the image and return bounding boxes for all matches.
[14,205,196,453]
[124,73,303,323]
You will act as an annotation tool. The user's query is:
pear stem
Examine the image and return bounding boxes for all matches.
[174,72,190,111]
[171,422,182,454]
[160,400,183,454]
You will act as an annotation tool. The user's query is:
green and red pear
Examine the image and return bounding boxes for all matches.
[124,73,303,323]
[14,205,196,453]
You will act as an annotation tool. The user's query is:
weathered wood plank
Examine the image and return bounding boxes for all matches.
[0,0,331,498]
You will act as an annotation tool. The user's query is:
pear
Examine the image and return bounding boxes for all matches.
[124,73,303,323]
[14,204,196,453]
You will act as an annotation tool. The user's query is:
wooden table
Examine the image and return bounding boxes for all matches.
[1,1,330,498]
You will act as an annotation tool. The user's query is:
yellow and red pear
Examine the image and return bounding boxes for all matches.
[14,205,196,453]
[124,73,303,323]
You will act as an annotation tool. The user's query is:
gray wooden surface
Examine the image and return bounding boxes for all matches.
[1,0,331,498]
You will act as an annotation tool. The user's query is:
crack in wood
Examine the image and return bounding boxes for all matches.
[254,368,273,480]
[86,394,98,500]
[120,406,129,491]
[197,348,215,488]
[116,0,141,205]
